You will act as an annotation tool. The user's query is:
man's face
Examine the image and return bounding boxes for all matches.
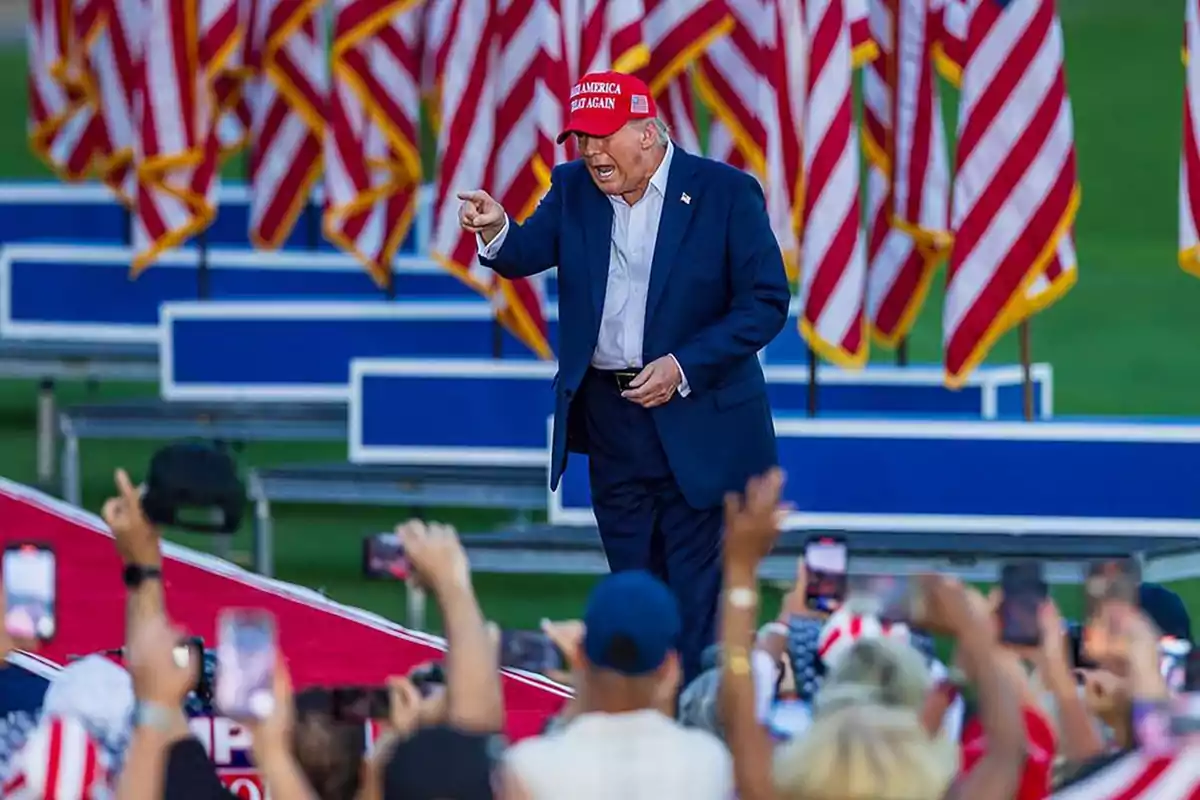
[576,122,656,195]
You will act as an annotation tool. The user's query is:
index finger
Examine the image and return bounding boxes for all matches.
[456,190,487,203]
[114,468,139,503]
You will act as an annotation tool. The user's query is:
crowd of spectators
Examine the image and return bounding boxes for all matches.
[0,465,1197,798]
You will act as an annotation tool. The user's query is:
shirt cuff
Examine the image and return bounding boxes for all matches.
[668,354,690,397]
[476,215,510,259]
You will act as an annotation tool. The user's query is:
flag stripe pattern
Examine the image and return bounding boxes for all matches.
[941,0,1079,385]
[246,0,326,249]
[796,0,869,368]
[863,0,950,346]
[132,0,245,273]
[1050,750,1200,799]
[1181,0,1200,277]
[323,0,422,285]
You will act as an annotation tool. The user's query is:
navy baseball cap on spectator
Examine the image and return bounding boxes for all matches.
[1139,583,1193,641]
[583,570,681,676]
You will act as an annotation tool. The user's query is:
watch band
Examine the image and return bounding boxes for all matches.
[123,563,163,589]
[135,702,181,733]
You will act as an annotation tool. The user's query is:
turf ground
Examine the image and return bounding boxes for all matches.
[0,0,1196,633]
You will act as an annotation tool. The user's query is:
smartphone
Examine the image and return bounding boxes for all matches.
[804,536,848,613]
[215,609,277,719]
[409,662,446,697]
[848,574,923,622]
[331,686,390,723]
[1084,559,1138,620]
[3,543,57,641]
[362,533,408,580]
[499,630,565,673]
[999,561,1047,647]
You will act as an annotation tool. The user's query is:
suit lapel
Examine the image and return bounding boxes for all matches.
[582,179,614,323]
[645,149,698,327]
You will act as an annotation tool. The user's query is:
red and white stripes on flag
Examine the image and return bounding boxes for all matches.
[1180,0,1200,277]
[795,0,869,368]
[637,0,730,97]
[862,0,950,346]
[427,0,553,357]
[324,0,423,285]
[27,0,84,177]
[941,0,1079,386]
[571,0,648,78]
[132,0,246,273]
[245,0,326,250]
[3,715,110,800]
[657,74,702,153]
[1050,749,1200,799]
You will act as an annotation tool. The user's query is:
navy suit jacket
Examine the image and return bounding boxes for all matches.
[481,148,790,509]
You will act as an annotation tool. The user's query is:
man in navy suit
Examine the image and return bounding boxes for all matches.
[458,71,789,680]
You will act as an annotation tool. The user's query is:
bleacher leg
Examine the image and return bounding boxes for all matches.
[253,496,275,578]
[405,580,427,632]
[36,379,57,490]
[61,426,81,507]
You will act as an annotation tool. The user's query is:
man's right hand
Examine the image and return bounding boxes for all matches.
[101,468,160,567]
[457,190,506,244]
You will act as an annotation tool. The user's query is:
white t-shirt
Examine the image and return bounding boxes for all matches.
[506,709,734,800]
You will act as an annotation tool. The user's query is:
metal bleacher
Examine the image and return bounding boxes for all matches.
[5,181,1200,634]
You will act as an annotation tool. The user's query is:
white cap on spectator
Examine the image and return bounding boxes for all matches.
[42,656,134,747]
[3,715,111,799]
[817,606,911,670]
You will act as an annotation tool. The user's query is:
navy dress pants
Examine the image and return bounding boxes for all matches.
[580,368,723,685]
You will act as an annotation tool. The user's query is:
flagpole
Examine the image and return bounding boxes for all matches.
[1019,320,1034,421]
[896,336,909,367]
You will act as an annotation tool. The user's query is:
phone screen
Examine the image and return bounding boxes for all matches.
[1161,638,1193,693]
[331,686,390,723]
[3,544,56,641]
[499,631,564,673]
[363,533,408,580]
[1000,562,1047,647]
[804,537,848,613]
[215,609,277,719]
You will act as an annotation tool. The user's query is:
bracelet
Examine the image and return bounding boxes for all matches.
[723,645,753,677]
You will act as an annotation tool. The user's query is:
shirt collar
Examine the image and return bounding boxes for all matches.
[611,141,674,207]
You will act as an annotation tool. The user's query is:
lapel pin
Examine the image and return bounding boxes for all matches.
[681,192,691,205]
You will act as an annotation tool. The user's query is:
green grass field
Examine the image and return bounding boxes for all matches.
[0,0,1196,634]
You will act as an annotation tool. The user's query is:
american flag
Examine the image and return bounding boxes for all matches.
[657,74,702,153]
[862,0,950,346]
[132,0,246,274]
[244,0,326,250]
[941,0,1079,386]
[1180,0,1200,277]
[795,0,869,368]
[323,0,423,286]
[1050,749,1200,799]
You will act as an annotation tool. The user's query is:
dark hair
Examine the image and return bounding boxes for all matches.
[291,688,366,800]
[603,633,642,673]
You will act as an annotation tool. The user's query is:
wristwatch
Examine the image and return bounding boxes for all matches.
[135,701,181,733]
[123,563,163,589]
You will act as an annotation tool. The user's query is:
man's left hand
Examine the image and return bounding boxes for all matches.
[622,356,681,408]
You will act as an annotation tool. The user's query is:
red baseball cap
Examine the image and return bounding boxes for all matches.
[558,71,658,144]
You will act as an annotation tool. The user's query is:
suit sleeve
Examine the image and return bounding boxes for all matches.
[672,173,790,391]
[478,169,563,279]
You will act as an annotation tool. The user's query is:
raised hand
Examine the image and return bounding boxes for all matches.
[456,190,506,243]
[723,467,786,570]
[101,468,160,566]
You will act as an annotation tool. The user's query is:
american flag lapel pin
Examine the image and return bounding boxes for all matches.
[681,192,691,205]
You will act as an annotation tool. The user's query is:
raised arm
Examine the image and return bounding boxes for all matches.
[460,173,563,280]
[672,173,790,392]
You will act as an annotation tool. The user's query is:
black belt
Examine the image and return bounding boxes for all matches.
[591,368,640,392]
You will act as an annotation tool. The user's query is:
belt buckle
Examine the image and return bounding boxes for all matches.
[614,370,638,392]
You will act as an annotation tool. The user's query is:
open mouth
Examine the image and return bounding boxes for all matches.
[593,165,615,180]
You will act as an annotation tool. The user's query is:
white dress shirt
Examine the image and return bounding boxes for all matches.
[505,709,733,800]
[477,143,689,395]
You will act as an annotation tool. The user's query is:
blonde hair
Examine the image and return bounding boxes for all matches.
[772,704,957,800]
[816,635,932,716]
